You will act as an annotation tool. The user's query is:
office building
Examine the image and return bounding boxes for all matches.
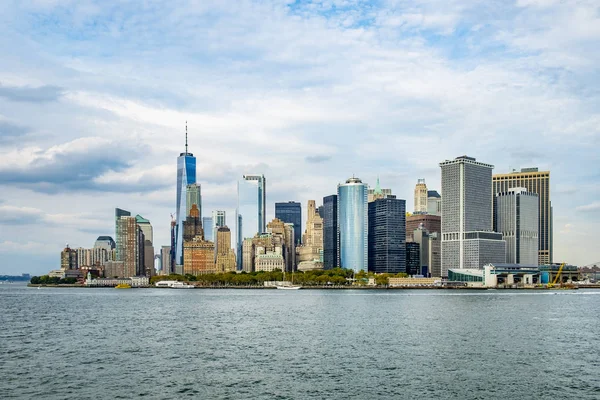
[183,204,204,241]
[202,217,214,241]
[275,201,302,245]
[427,190,442,216]
[495,188,539,265]
[175,123,197,266]
[160,246,172,275]
[406,242,420,276]
[406,214,441,241]
[322,194,338,269]
[61,245,78,270]
[493,168,552,265]
[213,210,226,228]
[236,174,266,269]
[428,232,441,277]
[116,216,145,277]
[216,226,236,273]
[267,218,295,272]
[414,179,428,213]
[186,183,202,219]
[115,208,130,259]
[368,197,406,274]
[183,238,215,275]
[242,238,254,272]
[440,156,506,275]
[338,177,368,273]
[94,236,115,251]
[135,214,154,276]
[296,200,324,268]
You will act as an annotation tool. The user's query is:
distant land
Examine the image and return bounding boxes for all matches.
[0,274,31,282]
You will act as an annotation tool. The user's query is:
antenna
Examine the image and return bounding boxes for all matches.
[185,121,188,154]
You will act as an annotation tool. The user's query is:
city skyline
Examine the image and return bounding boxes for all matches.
[1,1,599,275]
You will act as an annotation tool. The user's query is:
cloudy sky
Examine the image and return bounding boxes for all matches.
[1,0,599,275]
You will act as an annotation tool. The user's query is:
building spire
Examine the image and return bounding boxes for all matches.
[185,121,188,154]
[374,176,382,195]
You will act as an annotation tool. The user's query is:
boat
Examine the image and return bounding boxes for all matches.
[115,283,132,289]
[276,270,302,290]
[155,280,194,289]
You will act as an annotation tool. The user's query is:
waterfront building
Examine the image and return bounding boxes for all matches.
[275,201,302,245]
[406,214,441,241]
[183,237,215,275]
[406,242,420,275]
[440,156,506,275]
[338,177,368,273]
[175,123,197,266]
[115,208,130,259]
[493,168,552,265]
[322,194,338,269]
[255,252,285,272]
[242,238,254,272]
[160,246,171,275]
[186,183,202,219]
[202,217,214,241]
[104,260,126,278]
[284,223,296,272]
[428,232,441,277]
[236,174,266,269]
[367,197,406,274]
[296,200,324,269]
[412,226,430,276]
[266,218,295,271]
[61,245,77,270]
[215,226,236,273]
[414,179,428,213]
[368,177,392,203]
[494,188,539,265]
[117,216,146,277]
[427,190,442,216]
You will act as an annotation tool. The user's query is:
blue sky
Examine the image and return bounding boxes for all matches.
[0,0,599,275]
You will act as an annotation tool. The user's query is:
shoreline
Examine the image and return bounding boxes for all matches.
[27,284,600,290]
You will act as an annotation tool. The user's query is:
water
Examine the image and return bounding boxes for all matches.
[1,284,599,399]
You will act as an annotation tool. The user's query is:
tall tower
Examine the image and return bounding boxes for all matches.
[494,188,539,265]
[492,168,552,265]
[322,194,338,269]
[175,122,197,266]
[414,179,428,213]
[439,156,505,274]
[236,174,266,269]
[275,201,302,245]
[368,197,406,274]
[337,177,368,273]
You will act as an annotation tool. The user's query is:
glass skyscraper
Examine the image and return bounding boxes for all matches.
[175,127,196,266]
[337,178,368,273]
[236,174,266,269]
[322,194,338,269]
[368,197,406,274]
[275,201,302,245]
[186,183,201,220]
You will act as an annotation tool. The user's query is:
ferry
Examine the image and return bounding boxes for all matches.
[115,283,132,289]
[155,280,195,289]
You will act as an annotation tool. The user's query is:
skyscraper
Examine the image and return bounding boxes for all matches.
[115,208,130,260]
[175,123,197,266]
[296,200,323,268]
[368,197,406,274]
[338,177,368,273]
[116,216,145,277]
[215,226,236,273]
[440,156,505,275]
[186,183,202,219]
[494,188,539,265]
[236,174,266,269]
[213,210,226,228]
[202,217,214,241]
[275,201,302,245]
[368,177,392,202]
[135,215,154,277]
[427,190,442,216]
[492,168,552,265]
[322,194,338,269]
[414,179,428,213]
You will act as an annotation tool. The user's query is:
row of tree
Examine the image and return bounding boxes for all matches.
[30,276,78,285]
[150,268,408,286]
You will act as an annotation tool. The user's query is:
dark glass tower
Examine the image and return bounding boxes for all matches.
[405,242,420,276]
[275,201,302,245]
[367,197,406,274]
[322,194,338,270]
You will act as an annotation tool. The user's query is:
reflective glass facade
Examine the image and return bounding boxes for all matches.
[338,178,368,273]
[176,153,196,265]
[275,202,302,245]
[322,195,338,269]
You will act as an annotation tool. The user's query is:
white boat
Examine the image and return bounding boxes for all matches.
[155,280,195,289]
[276,285,301,290]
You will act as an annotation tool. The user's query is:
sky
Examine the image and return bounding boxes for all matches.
[0,0,599,275]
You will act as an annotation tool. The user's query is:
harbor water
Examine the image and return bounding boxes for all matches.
[1,284,599,399]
